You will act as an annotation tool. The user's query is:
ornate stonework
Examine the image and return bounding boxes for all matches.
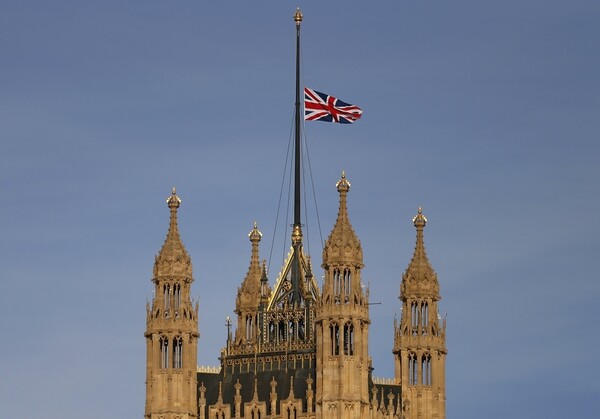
[393,208,447,419]
[145,188,199,419]
[315,172,371,419]
[145,179,447,419]
[144,8,445,418]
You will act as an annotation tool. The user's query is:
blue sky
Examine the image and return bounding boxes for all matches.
[1,1,599,418]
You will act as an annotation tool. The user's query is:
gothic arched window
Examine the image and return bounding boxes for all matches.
[408,353,418,385]
[246,315,253,341]
[333,269,341,303]
[421,301,429,332]
[411,301,419,335]
[173,337,183,369]
[330,323,340,355]
[164,284,171,311]
[298,318,305,341]
[343,269,351,303]
[421,353,432,385]
[268,321,276,342]
[343,322,354,355]
[278,320,286,342]
[287,406,297,419]
[160,336,169,369]
[174,283,181,310]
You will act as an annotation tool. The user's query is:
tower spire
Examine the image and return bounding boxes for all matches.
[394,207,446,419]
[403,207,439,296]
[322,171,363,270]
[153,187,192,279]
[145,188,198,419]
[244,222,263,289]
[233,222,266,345]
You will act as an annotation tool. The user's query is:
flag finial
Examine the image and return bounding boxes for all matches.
[294,8,303,26]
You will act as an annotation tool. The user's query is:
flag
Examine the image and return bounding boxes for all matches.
[304,87,363,124]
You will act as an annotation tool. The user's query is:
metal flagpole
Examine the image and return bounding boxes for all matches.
[291,8,303,304]
[293,8,302,229]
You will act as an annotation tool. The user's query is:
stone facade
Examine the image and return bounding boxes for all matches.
[393,209,447,419]
[145,188,199,419]
[144,175,446,418]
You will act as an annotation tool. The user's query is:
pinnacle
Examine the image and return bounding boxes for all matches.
[402,207,438,293]
[153,188,192,279]
[236,222,264,311]
[323,171,363,268]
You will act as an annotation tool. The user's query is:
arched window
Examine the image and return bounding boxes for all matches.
[411,301,419,335]
[160,336,169,369]
[421,302,429,329]
[246,315,253,341]
[333,269,341,303]
[330,323,340,355]
[298,318,305,341]
[421,353,432,385]
[278,320,286,342]
[173,283,181,310]
[287,406,297,419]
[268,321,276,342]
[343,322,354,355]
[289,320,296,341]
[408,353,418,385]
[172,337,183,369]
[164,284,171,310]
[343,269,351,303]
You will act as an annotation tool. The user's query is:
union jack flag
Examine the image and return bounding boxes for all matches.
[304,87,363,124]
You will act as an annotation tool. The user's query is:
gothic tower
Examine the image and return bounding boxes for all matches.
[315,172,371,418]
[393,208,446,419]
[145,188,199,419]
[233,222,270,348]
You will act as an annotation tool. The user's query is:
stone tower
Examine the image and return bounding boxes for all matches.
[233,222,270,347]
[315,172,371,418]
[145,188,199,419]
[393,208,446,418]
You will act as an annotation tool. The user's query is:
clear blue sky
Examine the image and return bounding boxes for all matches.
[1,1,599,418]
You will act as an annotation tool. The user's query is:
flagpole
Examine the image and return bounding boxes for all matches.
[289,8,304,305]
[293,8,302,229]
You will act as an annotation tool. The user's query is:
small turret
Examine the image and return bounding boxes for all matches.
[145,188,198,419]
[153,187,192,279]
[235,222,264,313]
[322,171,364,270]
[234,222,267,346]
[394,207,446,419]
[400,207,439,299]
[321,171,365,305]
